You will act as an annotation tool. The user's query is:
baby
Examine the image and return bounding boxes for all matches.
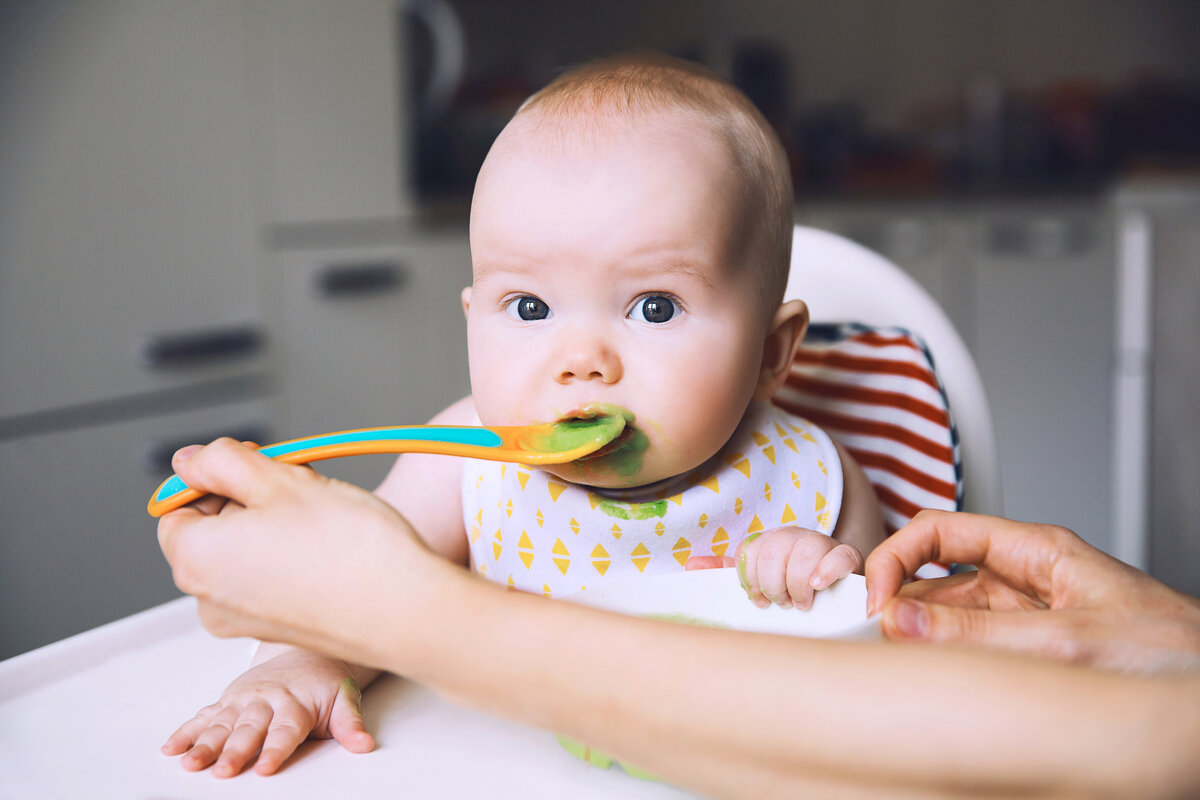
[162,53,886,777]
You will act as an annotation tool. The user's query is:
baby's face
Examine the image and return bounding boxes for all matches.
[465,113,769,489]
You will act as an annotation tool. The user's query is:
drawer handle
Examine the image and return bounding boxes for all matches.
[142,424,272,474]
[139,325,265,369]
[316,261,406,298]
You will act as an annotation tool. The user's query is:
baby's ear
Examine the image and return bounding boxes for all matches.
[461,286,472,318]
[753,299,808,402]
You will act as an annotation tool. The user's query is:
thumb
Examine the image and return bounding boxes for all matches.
[172,437,303,511]
[329,678,375,754]
[882,598,1089,662]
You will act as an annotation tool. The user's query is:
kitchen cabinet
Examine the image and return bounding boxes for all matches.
[0,398,273,661]
[0,0,273,658]
[268,231,472,491]
[0,0,267,420]
[247,0,413,227]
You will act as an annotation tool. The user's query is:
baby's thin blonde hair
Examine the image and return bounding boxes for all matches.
[514,53,794,308]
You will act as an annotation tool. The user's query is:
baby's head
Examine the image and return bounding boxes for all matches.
[463,53,807,489]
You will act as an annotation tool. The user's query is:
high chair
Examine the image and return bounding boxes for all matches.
[775,225,1003,529]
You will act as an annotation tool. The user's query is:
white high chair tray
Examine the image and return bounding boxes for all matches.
[0,598,698,799]
[568,568,880,640]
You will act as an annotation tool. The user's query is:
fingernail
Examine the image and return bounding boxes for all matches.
[866,586,876,616]
[892,599,929,639]
[175,444,201,463]
[810,575,825,590]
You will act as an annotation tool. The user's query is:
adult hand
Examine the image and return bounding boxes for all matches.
[865,511,1200,674]
[156,438,452,668]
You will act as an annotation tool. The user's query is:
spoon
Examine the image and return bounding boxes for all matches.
[147,415,627,517]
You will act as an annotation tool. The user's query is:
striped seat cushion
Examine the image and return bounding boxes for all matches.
[772,322,963,536]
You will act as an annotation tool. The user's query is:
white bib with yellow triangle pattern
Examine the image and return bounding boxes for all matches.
[461,402,844,597]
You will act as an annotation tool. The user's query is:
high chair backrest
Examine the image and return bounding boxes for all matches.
[775,225,1002,527]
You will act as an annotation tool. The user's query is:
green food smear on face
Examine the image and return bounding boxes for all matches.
[599,425,649,477]
[593,496,667,520]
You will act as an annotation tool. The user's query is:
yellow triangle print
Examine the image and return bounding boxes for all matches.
[775,421,789,437]
[667,493,684,507]
[747,515,764,534]
[791,471,801,489]
[734,497,743,515]
[507,575,514,588]
[672,537,692,567]
[784,437,798,453]
[801,430,818,444]
[712,527,730,556]
[818,459,827,475]
[469,525,481,544]
[788,422,804,433]
[752,431,770,447]
[699,476,720,494]
[763,482,772,502]
[475,509,482,527]
[781,504,797,524]
[552,538,570,575]
[477,563,487,575]
[535,509,544,527]
[654,521,666,537]
[728,456,751,479]
[815,492,827,512]
[587,492,600,510]
[697,513,709,528]
[570,517,580,535]
[817,511,833,531]
[763,445,776,465]
[501,464,507,478]
[543,584,552,597]
[631,542,651,573]
[610,523,622,540]
[505,499,513,518]
[591,543,611,576]
[518,530,534,569]
[516,470,530,490]
[493,529,503,560]
[548,481,568,502]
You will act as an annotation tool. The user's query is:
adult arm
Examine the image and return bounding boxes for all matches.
[159,443,1200,799]
[865,510,1200,674]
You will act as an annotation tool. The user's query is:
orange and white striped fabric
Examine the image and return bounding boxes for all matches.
[772,322,962,537]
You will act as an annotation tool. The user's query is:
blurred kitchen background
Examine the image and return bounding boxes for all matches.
[2,0,1198,659]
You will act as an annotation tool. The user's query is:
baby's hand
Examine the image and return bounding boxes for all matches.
[736,527,864,610]
[162,649,374,777]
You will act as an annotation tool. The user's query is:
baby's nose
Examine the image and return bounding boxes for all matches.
[554,338,623,384]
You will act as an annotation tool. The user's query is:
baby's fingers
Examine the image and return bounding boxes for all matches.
[254,699,316,776]
[212,701,273,778]
[161,708,216,756]
[177,706,240,772]
[810,543,865,591]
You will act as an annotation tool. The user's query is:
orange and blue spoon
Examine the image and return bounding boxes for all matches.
[147,415,626,517]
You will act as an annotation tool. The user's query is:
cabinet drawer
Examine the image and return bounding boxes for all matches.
[0,398,274,659]
[270,233,472,490]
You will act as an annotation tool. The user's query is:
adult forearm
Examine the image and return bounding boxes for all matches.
[383,574,1200,799]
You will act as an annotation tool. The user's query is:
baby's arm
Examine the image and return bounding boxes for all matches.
[163,397,474,776]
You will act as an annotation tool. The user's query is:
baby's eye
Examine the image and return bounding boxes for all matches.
[504,295,551,321]
[630,295,679,324]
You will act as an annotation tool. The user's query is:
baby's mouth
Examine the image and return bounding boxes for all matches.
[558,404,637,463]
